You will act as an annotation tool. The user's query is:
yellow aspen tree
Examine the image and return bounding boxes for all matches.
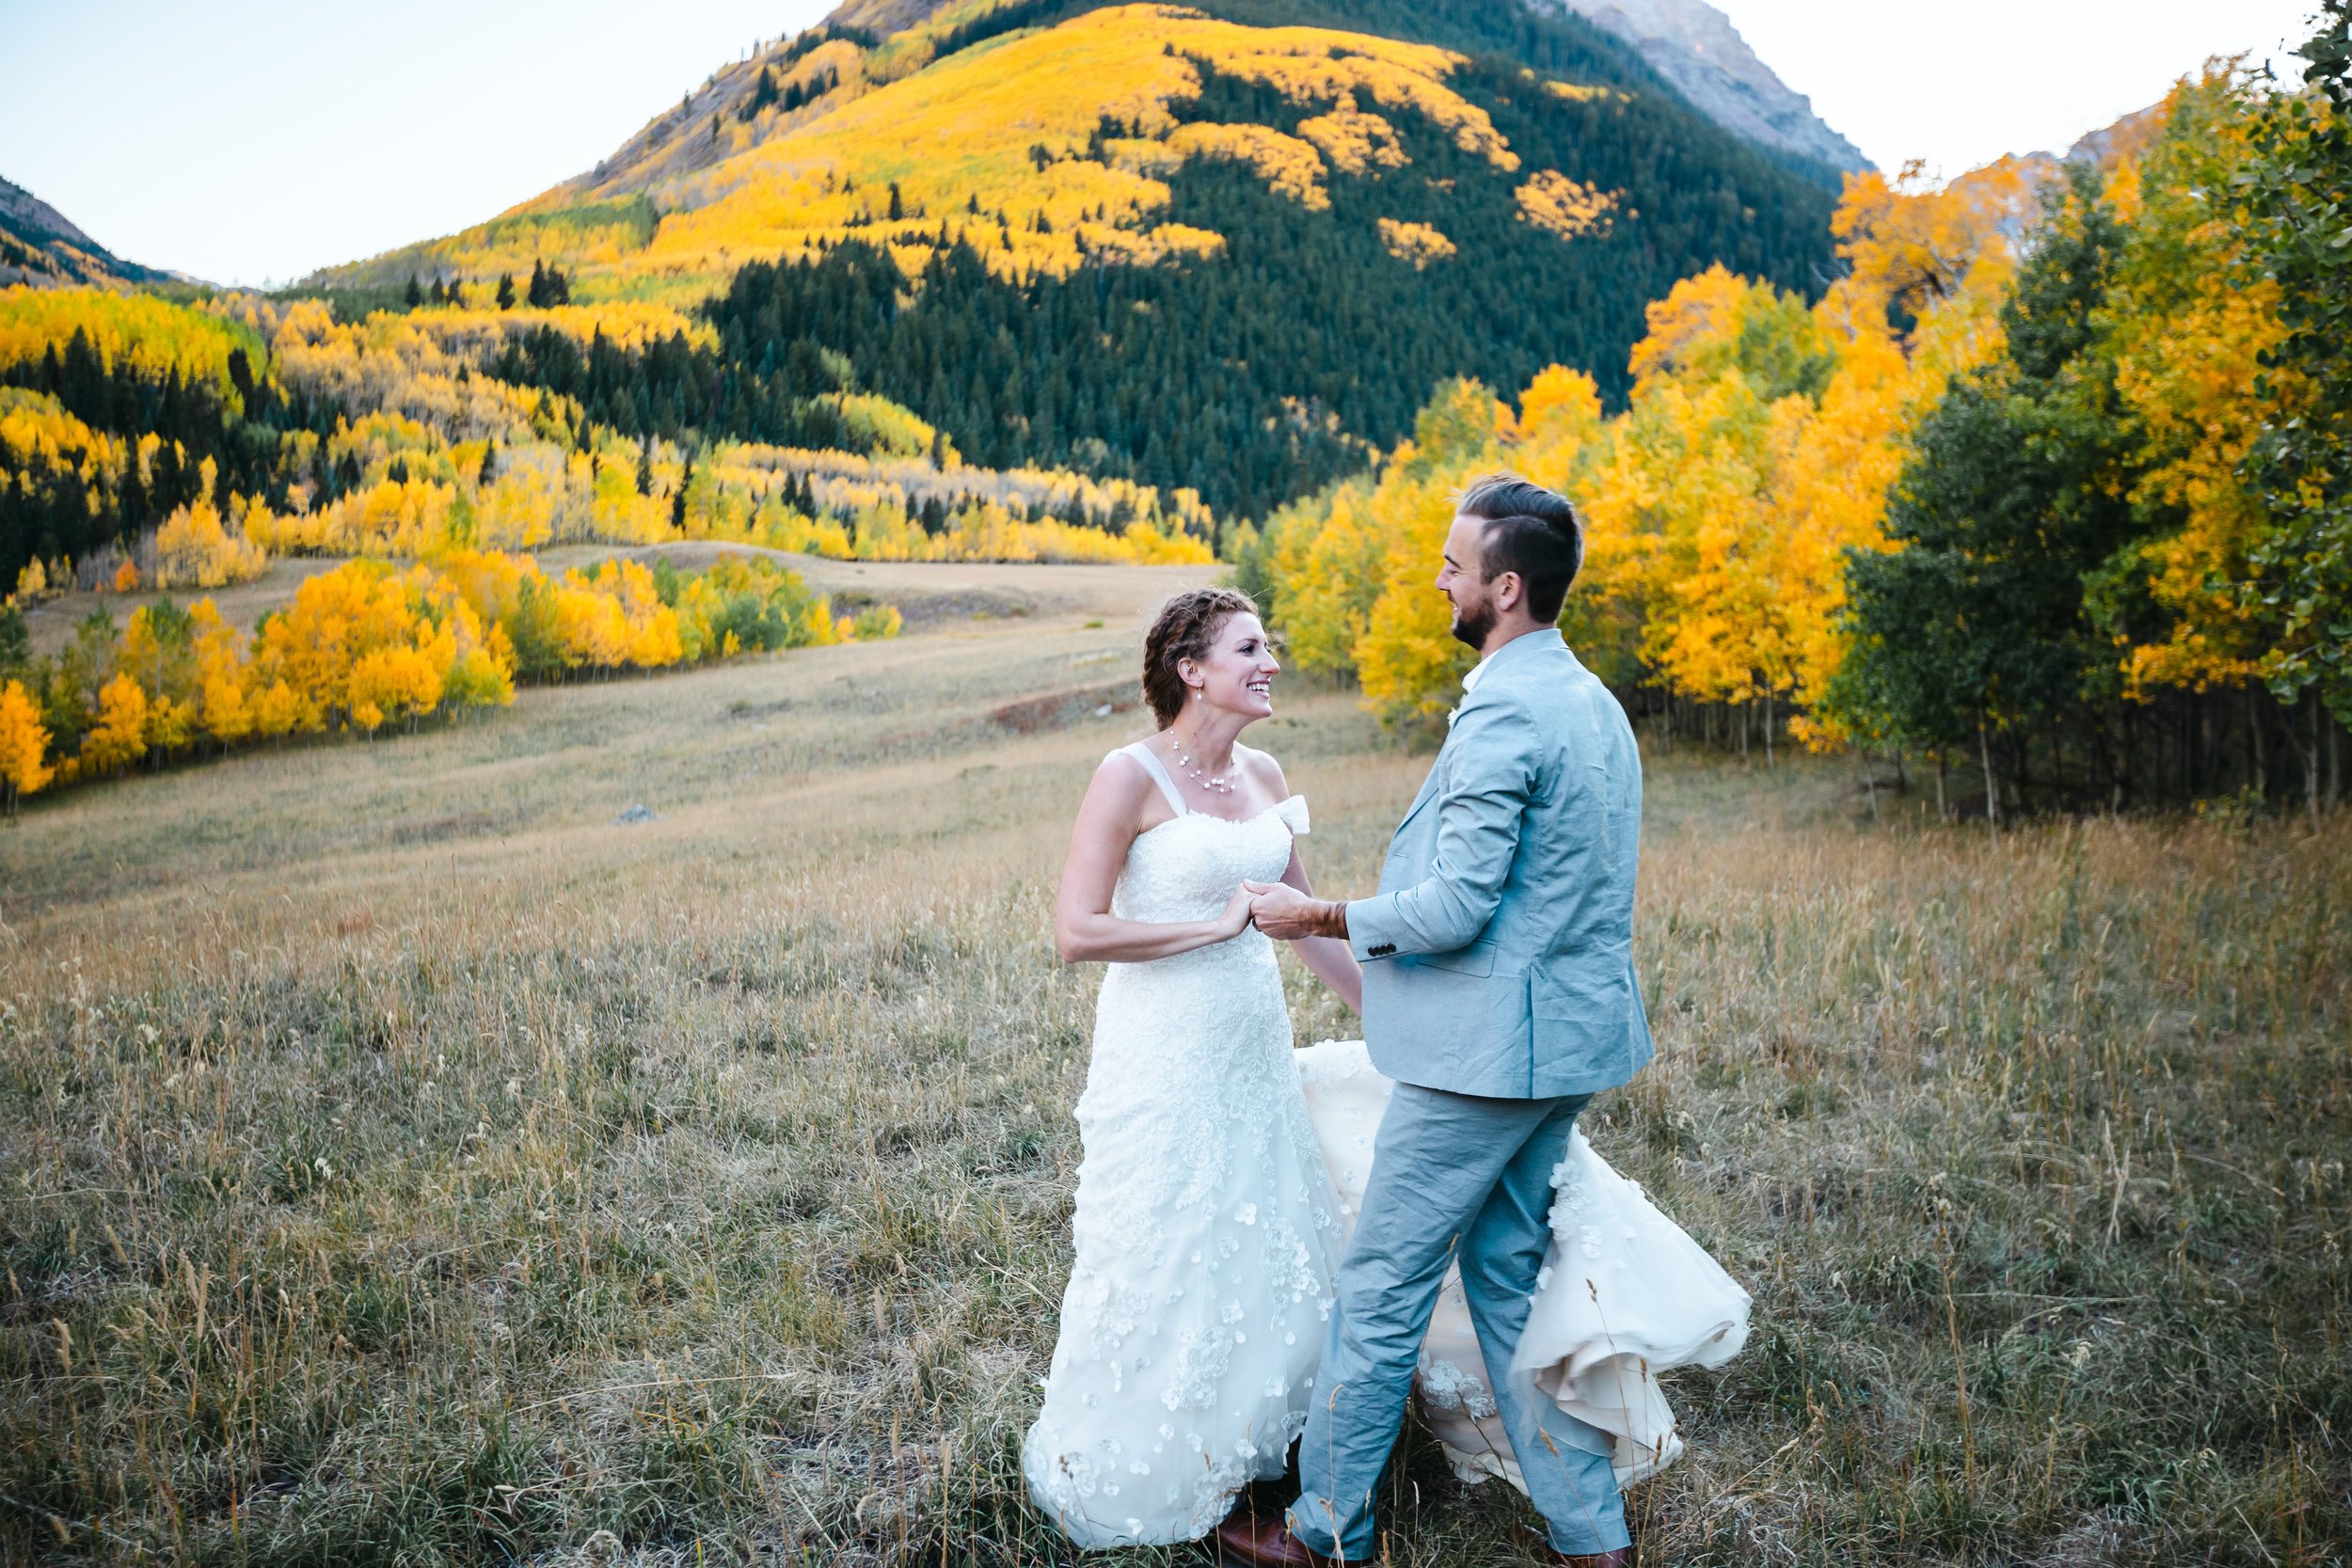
[248,679,314,739]
[1834,157,2034,324]
[348,645,444,731]
[2097,70,2285,697]
[152,493,268,588]
[0,678,53,814]
[146,695,197,755]
[552,579,633,669]
[189,600,254,744]
[82,673,151,775]
[443,641,517,712]
[1267,482,1391,674]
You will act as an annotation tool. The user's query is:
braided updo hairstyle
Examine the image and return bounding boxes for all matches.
[1141,587,1258,728]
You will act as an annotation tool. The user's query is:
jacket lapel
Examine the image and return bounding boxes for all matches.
[1391,633,1559,840]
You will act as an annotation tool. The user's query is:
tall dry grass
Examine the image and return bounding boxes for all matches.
[1,569,2346,1565]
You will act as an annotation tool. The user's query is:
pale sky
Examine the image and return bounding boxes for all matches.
[0,0,2324,287]
[1721,0,2317,179]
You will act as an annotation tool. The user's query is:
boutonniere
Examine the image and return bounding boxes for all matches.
[1446,706,1459,730]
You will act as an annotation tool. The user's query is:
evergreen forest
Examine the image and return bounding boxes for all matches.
[435,11,1846,519]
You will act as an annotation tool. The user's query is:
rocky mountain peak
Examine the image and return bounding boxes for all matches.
[1538,0,1869,173]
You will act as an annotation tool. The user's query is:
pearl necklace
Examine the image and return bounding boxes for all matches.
[1168,732,1240,795]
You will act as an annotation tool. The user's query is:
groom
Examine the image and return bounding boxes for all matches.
[1236,473,1651,1567]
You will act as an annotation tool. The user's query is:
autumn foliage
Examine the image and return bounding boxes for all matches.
[1243,154,2020,734]
[1244,49,2352,809]
[0,284,1211,595]
[329,5,1587,297]
[0,546,890,809]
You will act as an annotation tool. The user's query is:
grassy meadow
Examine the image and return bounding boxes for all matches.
[1,562,2347,1566]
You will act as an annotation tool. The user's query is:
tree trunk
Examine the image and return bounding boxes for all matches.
[1865,750,1880,821]
[1980,721,2000,831]
[2249,689,2267,800]
[2310,688,2324,829]
[1936,749,1949,821]
[2331,706,2342,809]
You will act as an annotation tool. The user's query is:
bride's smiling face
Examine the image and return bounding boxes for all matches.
[1182,612,1279,721]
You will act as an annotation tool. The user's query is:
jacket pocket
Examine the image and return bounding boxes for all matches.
[1419,938,1500,977]
[1531,958,1637,1024]
[1529,964,1638,1086]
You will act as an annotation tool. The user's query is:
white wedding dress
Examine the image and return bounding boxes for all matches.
[1025,753,1750,1547]
[1023,745,1345,1547]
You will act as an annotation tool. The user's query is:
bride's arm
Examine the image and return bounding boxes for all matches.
[1055,757,1255,964]
[1274,843,1363,1015]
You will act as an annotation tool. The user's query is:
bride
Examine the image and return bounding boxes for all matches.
[1023,588,1747,1550]
[1024,588,1355,1547]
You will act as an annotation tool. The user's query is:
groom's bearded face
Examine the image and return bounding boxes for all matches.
[1440,515,1500,650]
[1450,592,1496,651]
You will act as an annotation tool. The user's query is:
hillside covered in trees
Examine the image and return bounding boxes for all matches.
[311,0,1847,517]
[0,176,176,292]
[1244,15,2352,816]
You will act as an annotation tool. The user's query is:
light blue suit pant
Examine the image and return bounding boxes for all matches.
[1289,1085,1629,1560]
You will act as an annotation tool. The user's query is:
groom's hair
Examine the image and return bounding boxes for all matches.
[1456,472,1583,623]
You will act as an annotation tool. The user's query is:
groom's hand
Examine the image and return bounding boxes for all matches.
[1242,880,1348,941]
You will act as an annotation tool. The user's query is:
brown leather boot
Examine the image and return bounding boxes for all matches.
[1212,1512,1338,1567]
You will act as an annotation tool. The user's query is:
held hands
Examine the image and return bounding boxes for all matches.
[1241,879,1347,942]
[1216,881,1259,940]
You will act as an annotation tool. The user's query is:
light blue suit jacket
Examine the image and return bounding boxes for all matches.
[1345,627,1652,1100]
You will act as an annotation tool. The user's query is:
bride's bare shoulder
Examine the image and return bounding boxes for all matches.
[1089,745,1154,795]
[1235,742,1290,796]
[1079,744,1176,833]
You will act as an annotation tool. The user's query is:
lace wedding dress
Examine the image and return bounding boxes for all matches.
[1023,744,1345,1548]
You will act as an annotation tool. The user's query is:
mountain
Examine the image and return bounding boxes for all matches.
[2065,102,2166,169]
[1543,0,1867,175]
[310,0,1845,519]
[0,175,175,289]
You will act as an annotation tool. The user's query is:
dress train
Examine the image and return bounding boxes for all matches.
[1294,1037,1749,1489]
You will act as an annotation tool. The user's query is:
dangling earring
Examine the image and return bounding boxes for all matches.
[1193,689,1202,701]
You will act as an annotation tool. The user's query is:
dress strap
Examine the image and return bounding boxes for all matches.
[1112,741,1188,818]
